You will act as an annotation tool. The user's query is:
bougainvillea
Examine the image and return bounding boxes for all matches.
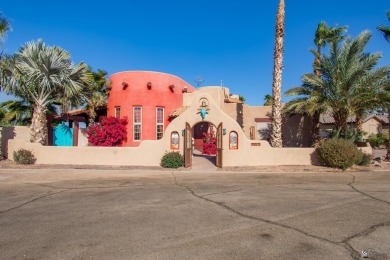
[202,132,216,155]
[86,116,128,146]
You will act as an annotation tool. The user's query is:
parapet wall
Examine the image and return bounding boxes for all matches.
[4,126,372,167]
[8,139,166,166]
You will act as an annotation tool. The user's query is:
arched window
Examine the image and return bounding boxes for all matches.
[229,131,238,150]
[171,131,180,150]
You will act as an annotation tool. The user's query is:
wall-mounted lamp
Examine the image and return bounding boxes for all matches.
[169,84,175,92]
[147,82,152,90]
[122,82,128,90]
[223,128,227,135]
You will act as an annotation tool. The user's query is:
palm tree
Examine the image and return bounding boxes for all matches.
[0,14,11,47]
[0,39,91,145]
[312,22,347,76]
[84,68,108,125]
[284,82,329,145]
[377,10,390,42]
[0,100,32,125]
[285,22,347,145]
[0,99,58,126]
[263,94,273,106]
[294,31,390,138]
[270,0,285,148]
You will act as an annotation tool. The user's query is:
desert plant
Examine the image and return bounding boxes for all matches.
[358,152,373,166]
[368,133,389,148]
[13,149,36,164]
[86,116,128,146]
[160,151,183,168]
[316,138,363,170]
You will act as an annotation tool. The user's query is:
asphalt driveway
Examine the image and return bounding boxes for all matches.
[0,168,389,259]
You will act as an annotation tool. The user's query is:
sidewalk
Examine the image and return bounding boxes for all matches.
[0,158,388,173]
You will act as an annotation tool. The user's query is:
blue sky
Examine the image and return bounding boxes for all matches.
[1,1,389,106]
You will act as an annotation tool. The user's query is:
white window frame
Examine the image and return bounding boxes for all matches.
[133,106,142,141]
[115,106,121,119]
[156,107,164,140]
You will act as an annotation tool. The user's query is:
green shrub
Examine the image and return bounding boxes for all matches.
[329,128,366,142]
[13,149,36,165]
[368,133,389,149]
[316,138,363,170]
[160,151,184,168]
[358,152,373,166]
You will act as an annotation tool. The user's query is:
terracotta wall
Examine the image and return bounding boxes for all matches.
[107,71,195,146]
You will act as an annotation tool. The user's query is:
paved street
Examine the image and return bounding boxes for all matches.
[0,168,389,259]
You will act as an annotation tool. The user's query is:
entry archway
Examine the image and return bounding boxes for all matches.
[184,121,223,169]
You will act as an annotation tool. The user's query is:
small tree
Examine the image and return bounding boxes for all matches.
[86,116,128,146]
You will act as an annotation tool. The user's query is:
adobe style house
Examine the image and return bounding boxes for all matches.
[2,70,372,168]
[107,71,312,148]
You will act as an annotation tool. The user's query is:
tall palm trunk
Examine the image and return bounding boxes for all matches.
[30,103,48,145]
[271,0,285,148]
[311,110,321,145]
[314,46,322,76]
[88,105,97,126]
[387,108,390,159]
[333,110,349,138]
[355,114,363,134]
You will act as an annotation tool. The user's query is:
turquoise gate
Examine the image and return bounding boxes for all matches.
[53,122,73,146]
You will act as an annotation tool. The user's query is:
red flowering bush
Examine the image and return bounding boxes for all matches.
[202,132,216,155]
[86,116,128,146]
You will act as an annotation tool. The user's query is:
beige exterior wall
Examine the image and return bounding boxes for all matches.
[1,126,30,158]
[183,86,228,108]
[166,92,322,166]
[222,103,271,139]
[8,139,166,166]
[4,94,374,167]
[363,118,382,137]
[382,125,389,135]
[282,115,312,147]
[78,128,89,146]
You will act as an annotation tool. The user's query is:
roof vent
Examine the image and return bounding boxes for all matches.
[122,82,128,90]
[147,82,152,90]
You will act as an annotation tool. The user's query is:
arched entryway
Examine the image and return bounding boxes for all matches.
[184,121,223,169]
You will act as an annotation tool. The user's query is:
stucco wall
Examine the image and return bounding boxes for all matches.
[8,139,166,166]
[107,71,196,146]
[184,87,228,108]
[363,118,382,137]
[165,92,322,166]
[1,126,30,158]
[78,128,89,146]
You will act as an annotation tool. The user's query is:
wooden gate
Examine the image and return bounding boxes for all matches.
[184,122,192,168]
[216,123,223,168]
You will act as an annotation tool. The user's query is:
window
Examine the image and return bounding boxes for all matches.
[156,107,164,140]
[133,107,142,141]
[171,131,179,150]
[115,107,121,119]
[229,131,238,149]
[256,122,271,140]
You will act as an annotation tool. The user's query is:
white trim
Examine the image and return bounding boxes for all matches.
[156,107,164,140]
[115,106,121,119]
[133,106,142,141]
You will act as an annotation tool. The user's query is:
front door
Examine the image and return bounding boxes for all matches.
[184,122,192,168]
[216,123,223,168]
